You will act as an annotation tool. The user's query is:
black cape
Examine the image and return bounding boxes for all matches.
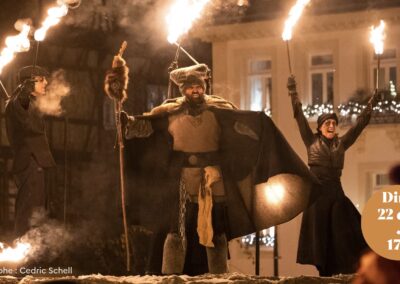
[124,107,319,240]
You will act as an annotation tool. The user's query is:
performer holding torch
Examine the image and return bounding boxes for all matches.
[1,0,73,238]
[285,21,384,276]
[5,65,56,236]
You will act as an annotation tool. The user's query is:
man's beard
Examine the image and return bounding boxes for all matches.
[185,93,205,116]
[186,93,205,107]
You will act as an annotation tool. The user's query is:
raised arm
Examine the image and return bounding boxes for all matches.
[341,93,378,150]
[287,76,314,147]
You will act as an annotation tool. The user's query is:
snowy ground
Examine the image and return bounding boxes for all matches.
[0,272,355,283]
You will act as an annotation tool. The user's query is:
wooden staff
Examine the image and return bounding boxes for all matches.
[110,41,131,272]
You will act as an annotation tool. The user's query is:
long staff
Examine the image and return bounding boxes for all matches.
[110,41,130,271]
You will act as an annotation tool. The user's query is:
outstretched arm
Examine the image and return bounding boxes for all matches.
[121,111,154,139]
[287,76,314,147]
[341,99,375,150]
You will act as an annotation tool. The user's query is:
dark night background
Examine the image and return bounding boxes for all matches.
[0,0,399,275]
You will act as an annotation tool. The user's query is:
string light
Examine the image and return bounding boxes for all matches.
[337,100,400,116]
[302,98,400,118]
[389,81,396,97]
[302,103,334,118]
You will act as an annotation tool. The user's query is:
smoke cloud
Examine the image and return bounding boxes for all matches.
[20,212,73,263]
[34,69,70,116]
[59,0,248,53]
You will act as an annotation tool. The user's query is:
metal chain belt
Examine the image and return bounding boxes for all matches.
[178,178,188,241]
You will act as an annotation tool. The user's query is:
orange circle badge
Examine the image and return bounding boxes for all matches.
[362,185,400,260]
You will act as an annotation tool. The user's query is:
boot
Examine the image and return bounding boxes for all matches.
[162,233,186,274]
[206,233,228,274]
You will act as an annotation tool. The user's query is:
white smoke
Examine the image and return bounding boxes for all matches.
[34,69,70,116]
[20,221,73,263]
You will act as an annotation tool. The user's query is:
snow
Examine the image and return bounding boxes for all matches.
[1,272,355,283]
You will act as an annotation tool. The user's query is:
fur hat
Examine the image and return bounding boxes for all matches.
[317,113,338,130]
[18,65,49,83]
[170,64,209,94]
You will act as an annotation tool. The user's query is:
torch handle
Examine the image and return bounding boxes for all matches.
[0,80,10,100]
[174,43,200,65]
[376,54,381,90]
[118,41,128,57]
[286,40,293,75]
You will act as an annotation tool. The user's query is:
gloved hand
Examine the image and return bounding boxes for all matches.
[287,75,297,94]
[120,110,129,130]
[368,89,380,109]
[17,79,35,109]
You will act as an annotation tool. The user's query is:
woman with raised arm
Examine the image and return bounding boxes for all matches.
[287,76,375,276]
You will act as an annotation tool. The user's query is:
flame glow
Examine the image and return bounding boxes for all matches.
[166,0,210,44]
[0,241,31,263]
[369,20,385,55]
[282,0,311,41]
[34,3,68,41]
[0,24,31,74]
[263,183,285,205]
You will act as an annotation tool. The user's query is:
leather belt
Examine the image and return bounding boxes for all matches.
[175,151,220,168]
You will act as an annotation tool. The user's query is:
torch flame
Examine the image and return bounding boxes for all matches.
[0,241,31,263]
[34,3,68,41]
[0,24,31,74]
[369,20,385,55]
[263,183,285,205]
[282,0,311,41]
[166,0,210,44]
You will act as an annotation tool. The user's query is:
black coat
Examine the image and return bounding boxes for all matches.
[5,93,55,173]
[5,90,56,235]
[290,93,369,275]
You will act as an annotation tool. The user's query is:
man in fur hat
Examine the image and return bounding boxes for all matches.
[106,64,319,275]
[5,65,56,236]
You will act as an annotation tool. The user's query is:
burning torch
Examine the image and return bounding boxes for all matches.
[0,23,32,100]
[165,0,210,98]
[104,41,131,272]
[369,20,385,93]
[282,0,311,75]
[367,20,385,106]
[33,1,69,69]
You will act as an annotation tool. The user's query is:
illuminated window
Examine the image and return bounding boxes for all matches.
[248,59,272,116]
[309,54,334,105]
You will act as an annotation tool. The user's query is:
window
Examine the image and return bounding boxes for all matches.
[309,54,334,105]
[248,59,272,116]
[372,173,390,191]
[240,227,275,249]
[371,48,397,91]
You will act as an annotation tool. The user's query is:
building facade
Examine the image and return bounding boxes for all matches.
[195,5,400,276]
